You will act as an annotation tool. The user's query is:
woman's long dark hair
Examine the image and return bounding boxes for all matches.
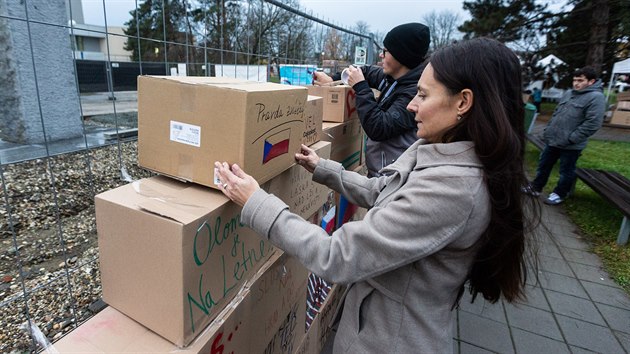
[430,38,538,303]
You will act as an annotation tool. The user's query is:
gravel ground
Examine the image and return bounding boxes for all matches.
[0,129,152,353]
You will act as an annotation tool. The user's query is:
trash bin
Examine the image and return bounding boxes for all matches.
[524,102,537,133]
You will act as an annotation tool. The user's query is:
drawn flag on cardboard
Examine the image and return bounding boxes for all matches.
[337,194,358,228]
[320,206,336,234]
[263,128,291,163]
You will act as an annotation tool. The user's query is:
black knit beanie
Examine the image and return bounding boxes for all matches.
[383,23,430,69]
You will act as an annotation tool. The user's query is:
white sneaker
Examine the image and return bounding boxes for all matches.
[544,192,564,205]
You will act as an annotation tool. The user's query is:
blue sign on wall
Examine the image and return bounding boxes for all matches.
[279,65,317,86]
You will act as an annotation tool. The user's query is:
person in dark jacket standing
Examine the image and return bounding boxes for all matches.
[523,66,605,205]
[313,23,430,177]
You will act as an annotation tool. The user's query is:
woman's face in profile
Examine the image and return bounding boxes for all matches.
[407,64,460,143]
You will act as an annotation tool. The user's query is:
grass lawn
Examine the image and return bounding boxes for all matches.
[525,140,630,293]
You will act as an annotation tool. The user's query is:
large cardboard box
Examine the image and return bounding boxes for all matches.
[321,119,363,170]
[302,95,324,146]
[95,176,277,347]
[53,252,309,354]
[610,109,630,126]
[308,85,358,122]
[616,101,630,111]
[138,76,308,189]
[617,91,630,101]
[262,141,332,219]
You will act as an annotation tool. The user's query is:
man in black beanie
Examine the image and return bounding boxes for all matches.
[314,22,430,177]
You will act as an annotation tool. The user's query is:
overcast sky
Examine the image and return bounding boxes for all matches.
[80,0,568,38]
[80,0,470,34]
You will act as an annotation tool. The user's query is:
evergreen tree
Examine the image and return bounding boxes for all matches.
[123,0,191,64]
[545,0,629,85]
[458,0,549,43]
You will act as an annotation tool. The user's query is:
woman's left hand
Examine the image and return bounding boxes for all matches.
[214,162,259,207]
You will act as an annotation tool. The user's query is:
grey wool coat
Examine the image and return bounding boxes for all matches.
[241,139,491,353]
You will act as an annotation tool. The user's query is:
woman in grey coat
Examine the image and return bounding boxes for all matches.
[215,38,537,353]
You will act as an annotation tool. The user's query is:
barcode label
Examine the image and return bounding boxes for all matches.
[170,120,201,147]
[330,93,339,103]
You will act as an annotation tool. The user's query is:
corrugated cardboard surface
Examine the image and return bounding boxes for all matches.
[610,109,630,126]
[302,95,324,146]
[95,176,276,347]
[617,91,630,101]
[53,252,309,354]
[138,76,308,189]
[262,141,332,219]
[321,119,363,170]
[308,85,358,123]
[616,101,630,111]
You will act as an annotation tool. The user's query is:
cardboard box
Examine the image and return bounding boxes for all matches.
[138,76,308,189]
[95,176,277,347]
[616,101,630,111]
[321,119,363,170]
[610,109,630,126]
[294,284,344,354]
[262,141,332,219]
[617,91,630,101]
[53,252,309,354]
[308,85,358,122]
[201,251,309,354]
[302,95,323,146]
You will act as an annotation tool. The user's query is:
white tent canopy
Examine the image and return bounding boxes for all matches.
[607,57,630,101]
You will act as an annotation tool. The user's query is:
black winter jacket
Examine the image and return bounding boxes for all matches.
[336,65,422,177]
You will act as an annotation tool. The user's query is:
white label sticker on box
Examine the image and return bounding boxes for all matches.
[170,121,201,147]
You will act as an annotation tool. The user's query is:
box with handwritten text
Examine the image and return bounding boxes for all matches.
[294,284,344,354]
[262,141,332,219]
[138,76,308,189]
[308,84,358,122]
[301,95,324,146]
[95,175,277,347]
[53,250,308,354]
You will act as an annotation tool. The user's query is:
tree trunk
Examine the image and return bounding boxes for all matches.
[585,0,609,73]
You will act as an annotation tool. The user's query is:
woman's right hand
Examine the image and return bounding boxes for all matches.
[295,144,320,173]
[312,72,333,86]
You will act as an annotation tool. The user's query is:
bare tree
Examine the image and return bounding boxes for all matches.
[422,10,461,51]
[324,28,343,60]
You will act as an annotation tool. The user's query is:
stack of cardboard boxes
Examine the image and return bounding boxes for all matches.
[53,77,366,353]
[308,84,365,230]
[611,91,630,126]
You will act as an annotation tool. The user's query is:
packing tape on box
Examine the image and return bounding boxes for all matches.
[131,180,202,208]
[177,153,194,182]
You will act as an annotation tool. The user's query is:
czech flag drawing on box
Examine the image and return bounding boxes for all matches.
[262,128,291,164]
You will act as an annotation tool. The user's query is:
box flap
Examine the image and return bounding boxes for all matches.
[124,177,230,225]
[143,75,307,93]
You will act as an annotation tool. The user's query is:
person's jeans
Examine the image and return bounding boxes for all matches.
[531,145,582,198]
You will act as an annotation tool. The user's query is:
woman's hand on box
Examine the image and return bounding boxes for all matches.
[214,162,259,207]
[295,144,320,173]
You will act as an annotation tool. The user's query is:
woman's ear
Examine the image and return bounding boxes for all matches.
[458,89,474,116]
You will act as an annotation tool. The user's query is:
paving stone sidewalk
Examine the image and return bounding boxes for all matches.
[454,203,630,354]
